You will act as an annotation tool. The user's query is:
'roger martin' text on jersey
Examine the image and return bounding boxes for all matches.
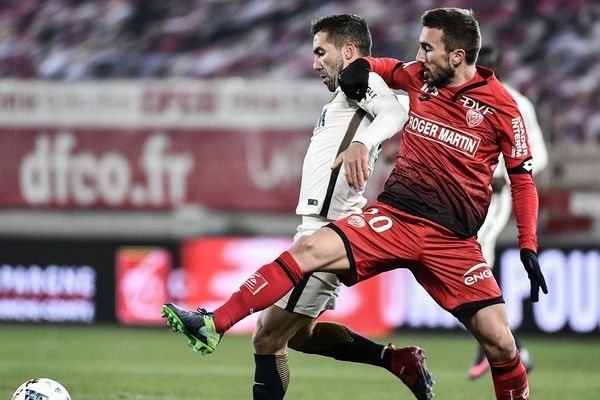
[366,58,534,237]
[296,72,405,220]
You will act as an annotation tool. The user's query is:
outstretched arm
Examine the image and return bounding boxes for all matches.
[339,57,410,100]
[509,172,548,302]
[502,106,548,302]
[333,73,408,191]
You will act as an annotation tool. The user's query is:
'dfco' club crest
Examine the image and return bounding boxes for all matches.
[466,109,484,128]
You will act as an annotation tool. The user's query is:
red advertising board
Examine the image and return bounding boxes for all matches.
[115,247,172,324]
[182,237,399,336]
[110,239,600,334]
[1,128,309,210]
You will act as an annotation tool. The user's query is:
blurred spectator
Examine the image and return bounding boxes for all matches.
[0,0,598,144]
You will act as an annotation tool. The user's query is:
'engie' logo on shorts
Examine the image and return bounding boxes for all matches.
[243,272,268,295]
[463,263,492,286]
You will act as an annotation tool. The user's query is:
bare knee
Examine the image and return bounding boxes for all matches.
[288,229,346,273]
[289,235,320,270]
[462,304,518,363]
[253,317,289,354]
[483,331,517,362]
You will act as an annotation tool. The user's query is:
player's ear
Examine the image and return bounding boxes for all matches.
[343,42,357,61]
[451,49,465,67]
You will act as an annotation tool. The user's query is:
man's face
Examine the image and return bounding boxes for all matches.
[313,31,345,92]
[416,27,455,88]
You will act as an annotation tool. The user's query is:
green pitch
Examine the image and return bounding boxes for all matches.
[1,324,598,399]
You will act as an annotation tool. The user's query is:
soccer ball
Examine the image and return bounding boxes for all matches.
[11,378,71,400]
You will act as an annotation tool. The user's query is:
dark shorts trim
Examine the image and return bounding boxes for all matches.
[284,274,312,312]
[451,295,505,318]
[325,222,357,286]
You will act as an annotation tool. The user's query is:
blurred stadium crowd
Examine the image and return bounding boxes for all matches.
[1,0,598,145]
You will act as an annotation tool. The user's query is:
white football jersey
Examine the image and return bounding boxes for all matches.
[296,72,406,220]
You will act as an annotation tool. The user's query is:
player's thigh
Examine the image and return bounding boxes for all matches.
[289,225,349,273]
[460,303,516,362]
[328,203,423,284]
[253,305,314,354]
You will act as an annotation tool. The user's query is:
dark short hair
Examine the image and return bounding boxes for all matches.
[477,46,503,77]
[311,14,372,56]
[421,8,481,65]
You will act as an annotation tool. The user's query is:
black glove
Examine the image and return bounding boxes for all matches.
[339,58,370,101]
[520,248,548,302]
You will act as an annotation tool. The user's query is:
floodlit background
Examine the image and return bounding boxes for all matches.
[1,0,599,399]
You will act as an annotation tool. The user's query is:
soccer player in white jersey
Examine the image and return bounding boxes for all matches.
[248,14,432,400]
[468,45,549,380]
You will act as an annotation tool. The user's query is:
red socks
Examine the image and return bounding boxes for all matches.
[490,351,529,400]
[213,251,304,333]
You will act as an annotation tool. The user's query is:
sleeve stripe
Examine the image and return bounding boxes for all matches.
[391,62,404,76]
[507,157,534,174]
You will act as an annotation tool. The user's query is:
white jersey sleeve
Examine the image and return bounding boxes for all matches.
[396,92,409,110]
[493,86,548,179]
[353,73,408,151]
[295,72,406,220]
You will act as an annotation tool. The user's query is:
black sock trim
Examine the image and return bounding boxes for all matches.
[274,258,300,285]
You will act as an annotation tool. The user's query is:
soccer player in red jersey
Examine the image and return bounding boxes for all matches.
[466,45,548,380]
[162,8,547,400]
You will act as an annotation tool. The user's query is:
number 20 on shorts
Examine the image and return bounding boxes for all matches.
[363,208,393,233]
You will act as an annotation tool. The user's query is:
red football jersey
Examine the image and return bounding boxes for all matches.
[366,57,537,249]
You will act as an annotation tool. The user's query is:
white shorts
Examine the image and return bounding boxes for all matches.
[274,216,342,318]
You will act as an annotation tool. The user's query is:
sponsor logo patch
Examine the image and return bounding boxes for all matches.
[458,96,494,117]
[466,109,484,128]
[508,383,529,399]
[510,116,529,158]
[463,263,493,286]
[243,272,268,295]
[420,83,439,95]
[347,215,366,228]
[405,112,481,157]
[522,159,534,172]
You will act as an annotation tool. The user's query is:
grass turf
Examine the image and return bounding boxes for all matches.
[1,324,598,399]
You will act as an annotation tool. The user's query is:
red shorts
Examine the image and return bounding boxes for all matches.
[328,201,503,315]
